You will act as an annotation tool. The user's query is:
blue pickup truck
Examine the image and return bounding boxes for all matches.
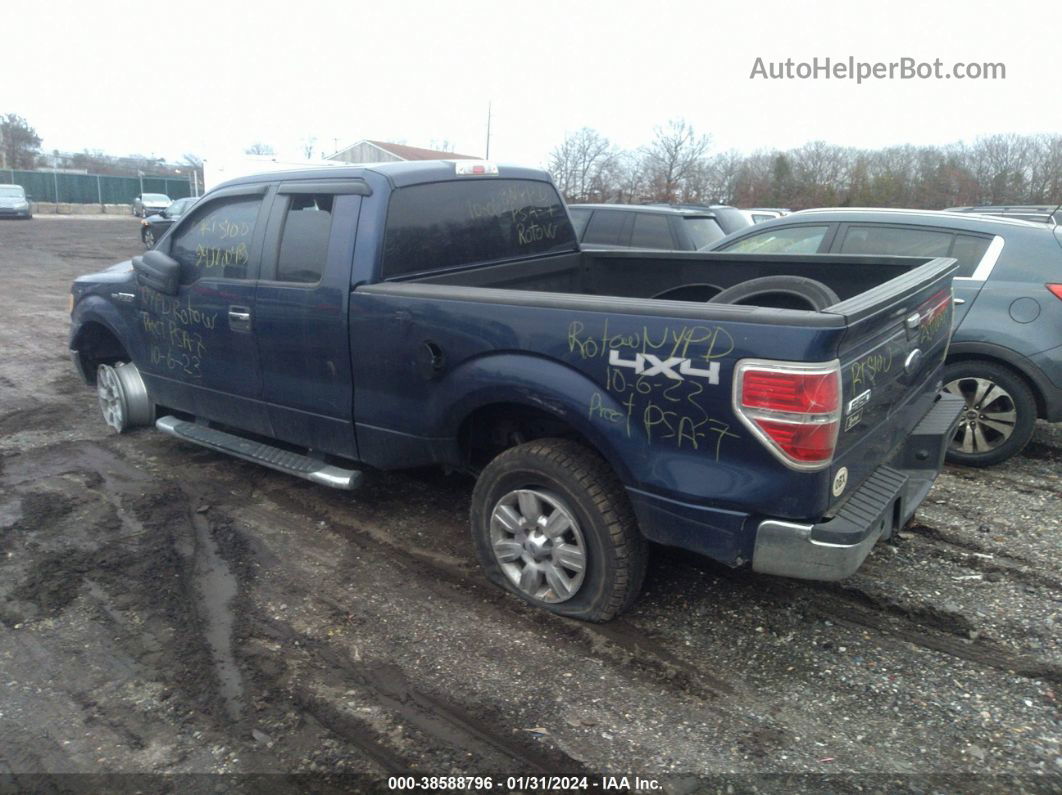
[69,161,963,621]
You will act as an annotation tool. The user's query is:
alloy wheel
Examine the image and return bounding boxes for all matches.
[489,488,587,603]
[944,376,1018,454]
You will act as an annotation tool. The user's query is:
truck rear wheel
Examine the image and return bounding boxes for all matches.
[470,439,647,622]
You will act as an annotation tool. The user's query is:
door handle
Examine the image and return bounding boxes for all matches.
[228,306,252,331]
[953,298,966,305]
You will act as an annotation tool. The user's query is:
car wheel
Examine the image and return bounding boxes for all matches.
[143,228,156,248]
[470,438,647,622]
[97,362,153,433]
[942,360,1037,467]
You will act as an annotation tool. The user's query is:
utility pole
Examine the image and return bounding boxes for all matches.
[485,101,492,160]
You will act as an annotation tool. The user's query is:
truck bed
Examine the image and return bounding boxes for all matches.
[406,248,926,305]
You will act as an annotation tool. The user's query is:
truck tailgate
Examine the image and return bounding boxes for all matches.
[826,256,958,512]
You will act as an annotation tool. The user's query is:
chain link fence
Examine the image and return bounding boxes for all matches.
[0,169,193,205]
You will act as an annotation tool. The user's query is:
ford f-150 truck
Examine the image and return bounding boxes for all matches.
[69,160,964,621]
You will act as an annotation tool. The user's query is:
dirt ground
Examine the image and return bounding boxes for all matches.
[0,217,1059,792]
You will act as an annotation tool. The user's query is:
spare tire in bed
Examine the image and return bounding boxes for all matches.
[707,276,840,311]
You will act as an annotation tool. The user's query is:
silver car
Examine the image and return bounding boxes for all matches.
[0,184,32,219]
[132,193,171,218]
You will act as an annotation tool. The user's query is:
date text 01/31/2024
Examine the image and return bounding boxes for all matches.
[387,775,660,791]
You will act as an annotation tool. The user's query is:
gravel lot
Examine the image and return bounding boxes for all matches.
[0,217,1059,792]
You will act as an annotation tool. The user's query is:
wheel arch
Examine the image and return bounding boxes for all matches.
[70,310,133,385]
[946,342,1049,420]
[442,355,636,484]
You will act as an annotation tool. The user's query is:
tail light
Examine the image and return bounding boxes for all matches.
[1047,284,1062,301]
[733,359,841,470]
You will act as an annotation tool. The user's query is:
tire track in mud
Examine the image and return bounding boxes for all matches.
[253,482,741,706]
[269,475,1062,686]
[901,525,1062,591]
[1,440,257,735]
[728,572,1062,685]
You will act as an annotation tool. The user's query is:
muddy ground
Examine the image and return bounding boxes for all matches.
[0,217,1059,792]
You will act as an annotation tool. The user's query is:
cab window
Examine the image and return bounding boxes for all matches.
[275,194,334,284]
[171,197,261,283]
[382,179,576,277]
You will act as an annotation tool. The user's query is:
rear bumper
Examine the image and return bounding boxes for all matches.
[751,393,964,581]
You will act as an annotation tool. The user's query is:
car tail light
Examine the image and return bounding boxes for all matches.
[1047,284,1062,301]
[733,359,841,470]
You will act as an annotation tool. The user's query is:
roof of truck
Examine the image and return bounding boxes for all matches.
[213,160,554,193]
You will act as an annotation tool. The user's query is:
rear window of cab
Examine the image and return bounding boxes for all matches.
[382,179,577,277]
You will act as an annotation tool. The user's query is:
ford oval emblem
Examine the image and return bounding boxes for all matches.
[904,348,923,375]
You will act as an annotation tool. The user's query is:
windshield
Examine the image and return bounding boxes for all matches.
[143,193,170,202]
[168,198,194,215]
[683,217,725,249]
[0,186,26,198]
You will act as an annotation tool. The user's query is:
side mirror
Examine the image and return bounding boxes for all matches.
[133,250,180,295]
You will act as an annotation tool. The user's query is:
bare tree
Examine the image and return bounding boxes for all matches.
[244,143,276,156]
[301,137,317,160]
[642,119,711,203]
[548,128,617,202]
[544,126,1062,211]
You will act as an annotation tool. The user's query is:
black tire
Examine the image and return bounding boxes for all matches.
[942,360,1037,467]
[708,275,840,311]
[470,439,647,622]
[143,228,156,248]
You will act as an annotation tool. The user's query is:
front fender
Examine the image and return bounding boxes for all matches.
[69,295,142,379]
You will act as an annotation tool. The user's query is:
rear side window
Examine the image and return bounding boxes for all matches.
[171,197,260,283]
[568,207,591,238]
[724,225,829,254]
[382,179,576,277]
[582,210,628,246]
[950,234,992,277]
[840,225,952,257]
[276,194,334,283]
[683,217,725,249]
[630,213,675,249]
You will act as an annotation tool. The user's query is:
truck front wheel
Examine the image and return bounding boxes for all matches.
[470,439,647,622]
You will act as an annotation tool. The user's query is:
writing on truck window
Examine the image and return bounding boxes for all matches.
[171,198,260,283]
[382,179,577,278]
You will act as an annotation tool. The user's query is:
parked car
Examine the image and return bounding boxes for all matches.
[0,184,32,219]
[568,203,726,250]
[132,193,171,218]
[141,196,198,247]
[69,161,962,621]
[945,205,1062,224]
[645,203,751,235]
[708,208,1062,466]
[747,208,790,222]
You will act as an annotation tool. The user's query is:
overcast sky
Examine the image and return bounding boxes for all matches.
[8,0,1062,168]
